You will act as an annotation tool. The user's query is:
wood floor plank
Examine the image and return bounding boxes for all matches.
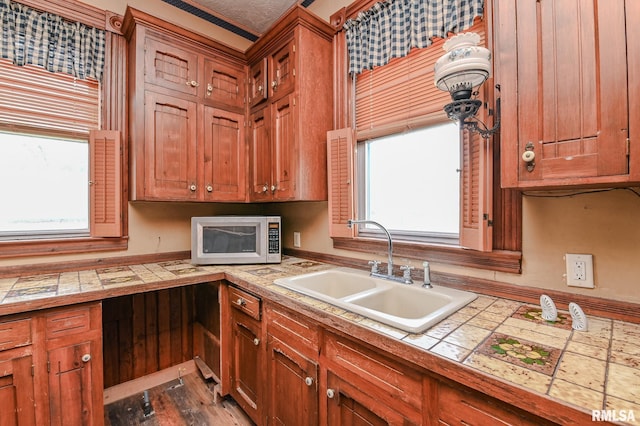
[104,371,253,425]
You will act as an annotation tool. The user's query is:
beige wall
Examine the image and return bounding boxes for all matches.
[5,0,638,305]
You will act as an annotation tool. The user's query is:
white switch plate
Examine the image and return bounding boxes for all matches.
[293,232,301,248]
[565,253,594,288]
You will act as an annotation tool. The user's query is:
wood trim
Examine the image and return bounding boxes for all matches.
[0,237,128,263]
[0,250,189,278]
[121,7,245,65]
[284,248,640,324]
[328,238,522,273]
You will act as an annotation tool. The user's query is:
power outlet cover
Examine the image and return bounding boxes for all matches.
[565,253,594,288]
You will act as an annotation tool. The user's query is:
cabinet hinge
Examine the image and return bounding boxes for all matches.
[293,44,296,53]
[484,214,493,227]
[47,360,50,373]
[626,138,631,156]
[293,68,296,77]
[31,364,35,377]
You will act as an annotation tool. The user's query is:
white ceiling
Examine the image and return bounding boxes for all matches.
[184,0,301,37]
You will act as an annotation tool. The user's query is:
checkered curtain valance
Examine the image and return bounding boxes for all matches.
[0,0,105,81]
[344,0,483,75]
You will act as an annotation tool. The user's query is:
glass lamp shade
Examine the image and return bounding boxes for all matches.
[434,32,491,101]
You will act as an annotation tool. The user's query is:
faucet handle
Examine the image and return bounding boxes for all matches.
[400,265,414,282]
[368,260,380,274]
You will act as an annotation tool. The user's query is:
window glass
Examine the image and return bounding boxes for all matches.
[0,132,89,237]
[358,122,460,243]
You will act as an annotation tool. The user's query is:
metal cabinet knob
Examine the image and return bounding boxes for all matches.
[236,298,246,306]
[262,183,269,193]
[189,184,197,191]
[253,338,260,346]
[82,354,91,363]
[206,184,213,192]
[326,389,335,399]
[305,377,314,386]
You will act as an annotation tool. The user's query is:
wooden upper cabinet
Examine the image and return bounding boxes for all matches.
[268,39,296,100]
[249,58,268,108]
[203,58,246,111]
[203,107,246,201]
[497,0,639,188]
[144,37,199,96]
[123,7,248,202]
[246,6,333,202]
[143,91,198,200]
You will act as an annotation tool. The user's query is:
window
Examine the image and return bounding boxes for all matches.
[357,123,460,245]
[0,132,89,238]
[0,0,126,258]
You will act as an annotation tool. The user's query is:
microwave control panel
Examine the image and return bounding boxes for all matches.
[268,222,280,254]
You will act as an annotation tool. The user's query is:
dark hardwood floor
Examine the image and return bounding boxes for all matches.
[104,372,254,425]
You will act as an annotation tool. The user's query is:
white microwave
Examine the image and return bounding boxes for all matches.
[191,216,281,265]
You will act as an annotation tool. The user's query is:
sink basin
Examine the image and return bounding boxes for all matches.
[274,268,477,333]
[276,269,381,299]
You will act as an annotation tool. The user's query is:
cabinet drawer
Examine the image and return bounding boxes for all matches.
[45,306,92,339]
[325,333,423,414]
[229,286,261,321]
[266,304,319,354]
[0,318,32,351]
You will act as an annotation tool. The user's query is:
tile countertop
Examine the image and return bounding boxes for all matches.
[1,256,639,423]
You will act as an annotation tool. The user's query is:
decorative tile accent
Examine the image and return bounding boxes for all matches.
[245,267,284,276]
[6,285,57,298]
[100,275,143,286]
[475,333,561,375]
[511,305,572,329]
[290,260,321,268]
[464,352,552,394]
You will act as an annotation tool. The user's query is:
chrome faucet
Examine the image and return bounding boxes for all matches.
[347,219,412,284]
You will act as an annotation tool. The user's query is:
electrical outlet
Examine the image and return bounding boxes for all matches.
[565,253,594,288]
[293,232,301,248]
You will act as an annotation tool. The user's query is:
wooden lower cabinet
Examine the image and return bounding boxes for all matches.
[437,381,556,426]
[322,332,423,426]
[45,303,103,426]
[265,304,320,425]
[0,303,102,425]
[0,351,37,426]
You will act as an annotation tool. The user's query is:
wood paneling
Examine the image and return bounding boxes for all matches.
[102,287,194,388]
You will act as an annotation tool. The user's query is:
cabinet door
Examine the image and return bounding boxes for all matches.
[143,91,198,200]
[266,336,318,426]
[231,311,263,424]
[0,354,36,426]
[269,39,295,99]
[272,93,296,200]
[203,59,245,110]
[499,0,629,186]
[48,341,96,426]
[325,371,413,426]
[249,106,273,201]
[249,58,268,108]
[144,36,200,96]
[203,107,246,201]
